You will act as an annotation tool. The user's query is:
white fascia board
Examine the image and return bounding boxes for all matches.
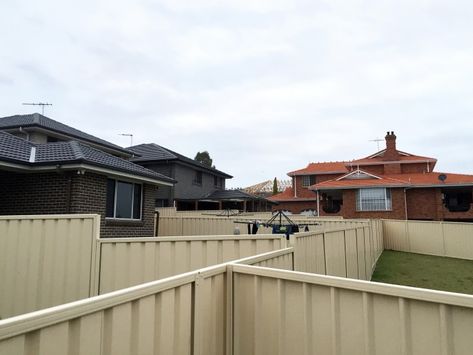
[336,169,382,181]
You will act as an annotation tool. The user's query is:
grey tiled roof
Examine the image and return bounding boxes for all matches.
[0,132,174,184]
[128,143,233,178]
[0,113,133,156]
[0,130,33,162]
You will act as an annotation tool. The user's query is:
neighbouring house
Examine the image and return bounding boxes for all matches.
[128,143,231,210]
[0,113,175,237]
[270,131,473,221]
[243,179,292,198]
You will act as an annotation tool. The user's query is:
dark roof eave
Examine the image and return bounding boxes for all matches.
[0,159,175,186]
[172,160,233,178]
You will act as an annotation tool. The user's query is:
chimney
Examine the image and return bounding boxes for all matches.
[383,131,399,161]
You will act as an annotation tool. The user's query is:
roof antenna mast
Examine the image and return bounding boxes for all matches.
[119,133,133,146]
[22,102,53,115]
[369,138,383,151]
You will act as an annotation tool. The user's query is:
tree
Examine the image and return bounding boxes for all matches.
[194,151,213,167]
[272,177,278,195]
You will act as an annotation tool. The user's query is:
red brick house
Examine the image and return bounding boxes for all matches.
[270,132,473,221]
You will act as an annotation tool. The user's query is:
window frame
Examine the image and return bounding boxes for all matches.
[193,171,203,186]
[301,175,315,187]
[356,188,392,212]
[106,178,143,220]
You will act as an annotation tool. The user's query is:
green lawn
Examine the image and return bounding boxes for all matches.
[371,250,473,295]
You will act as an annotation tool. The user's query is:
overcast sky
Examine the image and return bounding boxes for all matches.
[1,0,473,188]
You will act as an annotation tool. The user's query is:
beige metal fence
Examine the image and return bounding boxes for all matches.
[157,215,370,236]
[0,214,100,320]
[0,214,288,318]
[3,246,473,355]
[383,219,473,259]
[0,249,293,355]
[232,264,473,355]
[292,219,383,281]
[98,235,288,293]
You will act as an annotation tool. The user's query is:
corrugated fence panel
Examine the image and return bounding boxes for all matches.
[383,220,473,260]
[292,223,379,280]
[158,215,370,237]
[408,221,444,255]
[383,220,409,251]
[232,265,473,355]
[193,268,228,355]
[345,229,359,279]
[0,215,99,320]
[292,232,326,274]
[98,235,287,293]
[0,274,195,355]
[324,230,347,277]
[443,222,473,260]
[0,250,297,355]
[355,228,368,281]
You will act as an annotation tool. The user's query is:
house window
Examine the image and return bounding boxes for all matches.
[356,188,392,211]
[444,190,472,212]
[106,179,142,219]
[302,175,315,187]
[214,176,224,188]
[194,171,203,185]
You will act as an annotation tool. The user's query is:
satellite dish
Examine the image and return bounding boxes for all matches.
[438,174,447,182]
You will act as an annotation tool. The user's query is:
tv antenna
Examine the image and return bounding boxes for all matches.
[22,102,52,115]
[119,133,133,146]
[369,138,383,151]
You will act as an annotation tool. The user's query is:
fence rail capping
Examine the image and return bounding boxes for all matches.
[98,234,285,243]
[232,264,473,309]
[0,213,100,220]
[234,248,294,265]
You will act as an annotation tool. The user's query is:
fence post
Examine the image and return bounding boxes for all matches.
[226,265,234,355]
[441,221,447,256]
[89,214,101,297]
[192,272,204,355]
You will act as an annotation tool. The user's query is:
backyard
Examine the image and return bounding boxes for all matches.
[372,250,473,295]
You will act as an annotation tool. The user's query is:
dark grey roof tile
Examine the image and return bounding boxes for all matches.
[129,143,232,178]
[0,113,133,156]
[0,131,174,184]
[0,131,33,162]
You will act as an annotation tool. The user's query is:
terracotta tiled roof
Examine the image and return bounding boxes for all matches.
[350,149,437,165]
[310,172,473,190]
[288,162,348,176]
